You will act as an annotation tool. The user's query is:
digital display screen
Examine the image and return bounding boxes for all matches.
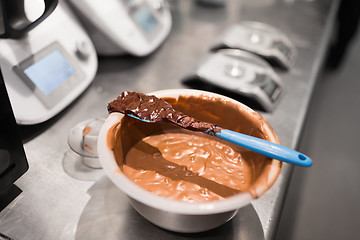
[273,41,292,60]
[24,50,75,96]
[260,80,280,102]
[133,5,158,34]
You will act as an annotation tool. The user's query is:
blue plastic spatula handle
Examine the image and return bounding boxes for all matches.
[214,129,312,167]
[127,114,312,167]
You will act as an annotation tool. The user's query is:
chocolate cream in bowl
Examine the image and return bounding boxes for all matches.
[107,92,281,202]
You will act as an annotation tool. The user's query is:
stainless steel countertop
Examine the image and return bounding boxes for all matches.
[0,0,338,239]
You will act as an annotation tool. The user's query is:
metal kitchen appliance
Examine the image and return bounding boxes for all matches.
[0,1,98,125]
[212,22,297,70]
[0,68,28,207]
[67,0,172,56]
[184,49,283,112]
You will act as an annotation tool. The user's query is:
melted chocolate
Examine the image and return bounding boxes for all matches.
[108,91,220,134]
[107,93,282,202]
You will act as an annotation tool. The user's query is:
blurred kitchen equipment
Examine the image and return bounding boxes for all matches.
[195,0,226,7]
[0,0,57,39]
[0,68,28,201]
[184,49,283,112]
[0,1,98,125]
[67,0,172,56]
[212,22,297,70]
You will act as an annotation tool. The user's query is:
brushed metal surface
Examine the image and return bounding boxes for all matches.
[0,0,338,239]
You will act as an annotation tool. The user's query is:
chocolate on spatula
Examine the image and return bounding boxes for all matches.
[108,91,220,134]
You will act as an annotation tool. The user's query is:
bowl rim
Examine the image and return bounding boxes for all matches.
[97,89,281,215]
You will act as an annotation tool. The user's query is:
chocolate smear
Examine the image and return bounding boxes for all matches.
[108,91,220,134]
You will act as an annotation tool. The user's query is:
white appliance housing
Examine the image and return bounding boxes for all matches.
[67,0,172,56]
[0,2,98,125]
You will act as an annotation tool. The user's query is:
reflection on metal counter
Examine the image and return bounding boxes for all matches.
[0,1,98,125]
[67,0,172,56]
[184,49,283,112]
[211,22,297,70]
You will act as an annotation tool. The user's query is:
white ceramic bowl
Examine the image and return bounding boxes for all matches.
[97,89,281,233]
